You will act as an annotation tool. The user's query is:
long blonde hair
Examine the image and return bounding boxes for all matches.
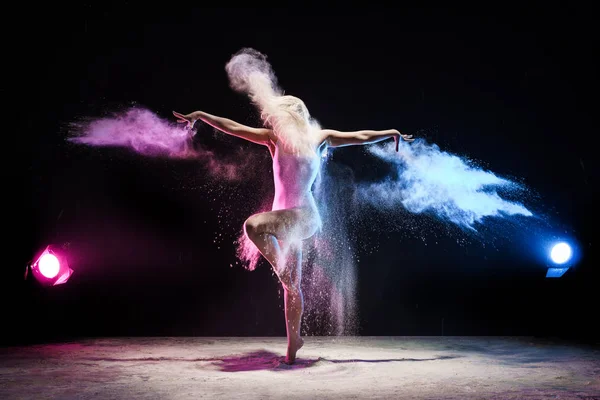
[225,48,319,157]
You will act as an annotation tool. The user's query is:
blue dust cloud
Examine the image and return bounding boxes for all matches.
[357,139,533,230]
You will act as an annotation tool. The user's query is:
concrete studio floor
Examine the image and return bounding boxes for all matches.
[1,336,599,399]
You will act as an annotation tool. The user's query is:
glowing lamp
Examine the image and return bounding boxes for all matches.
[550,242,572,264]
[28,245,74,286]
[39,253,60,278]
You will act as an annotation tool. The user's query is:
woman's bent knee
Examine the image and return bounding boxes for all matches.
[243,215,261,238]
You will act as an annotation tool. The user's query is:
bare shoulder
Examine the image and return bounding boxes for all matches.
[315,129,336,144]
[316,129,348,146]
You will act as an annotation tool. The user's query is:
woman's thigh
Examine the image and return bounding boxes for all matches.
[245,207,319,242]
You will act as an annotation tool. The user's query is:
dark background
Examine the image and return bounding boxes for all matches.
[9,5,597,344]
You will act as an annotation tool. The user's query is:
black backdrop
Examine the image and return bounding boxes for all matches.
[9,5,597,344]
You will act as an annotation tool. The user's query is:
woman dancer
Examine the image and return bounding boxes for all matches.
[173,49,414,364]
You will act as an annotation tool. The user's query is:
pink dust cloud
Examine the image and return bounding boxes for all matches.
[235,231,262,272]
[69,108,246,181]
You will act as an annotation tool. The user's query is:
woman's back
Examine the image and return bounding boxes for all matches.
[271,139,322,211]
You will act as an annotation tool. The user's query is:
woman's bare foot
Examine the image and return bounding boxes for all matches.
[284,335,304,364]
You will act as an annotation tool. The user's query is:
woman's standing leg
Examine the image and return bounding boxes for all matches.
[245,232,305,363]
[281,242,304,364]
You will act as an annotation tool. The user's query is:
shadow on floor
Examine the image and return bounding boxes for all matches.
[215,351,461,372]
[215,350,314,371]
[72,350,461,372]
[76,350,461,372]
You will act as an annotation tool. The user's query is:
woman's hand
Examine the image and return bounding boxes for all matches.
[393,130,414,151]
[172,111,197,130]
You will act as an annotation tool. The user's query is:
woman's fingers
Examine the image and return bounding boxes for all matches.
[173,111,194,128]
[172,111,188,120]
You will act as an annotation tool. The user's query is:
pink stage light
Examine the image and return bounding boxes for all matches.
[29,245,74,286]
[39,253,60,278]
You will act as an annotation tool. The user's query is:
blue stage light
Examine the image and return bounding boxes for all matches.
[550,242,572,264]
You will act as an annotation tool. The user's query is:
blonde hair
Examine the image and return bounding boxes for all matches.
[225,48,319,157]
[261,95,318,157]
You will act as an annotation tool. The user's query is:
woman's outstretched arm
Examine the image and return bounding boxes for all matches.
[320,129,414,152]
[173,111,272,146]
